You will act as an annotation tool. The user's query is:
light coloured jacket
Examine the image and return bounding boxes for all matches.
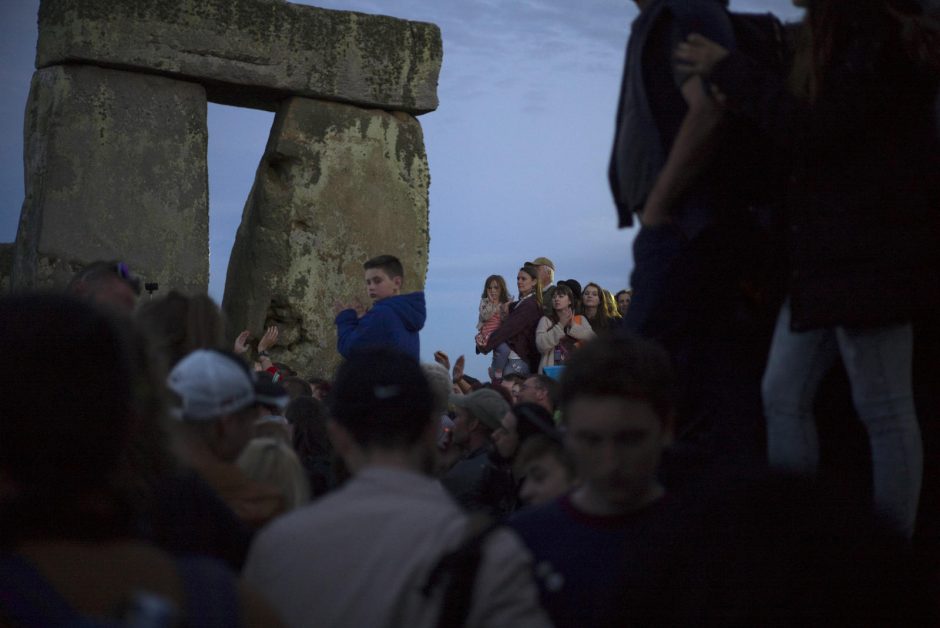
[535,314,595,373]
[243,466,551,628]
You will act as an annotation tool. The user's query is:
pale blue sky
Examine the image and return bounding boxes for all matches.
[1,1,803,378]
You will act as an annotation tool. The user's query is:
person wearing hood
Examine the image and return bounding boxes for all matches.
[333,254,426,362]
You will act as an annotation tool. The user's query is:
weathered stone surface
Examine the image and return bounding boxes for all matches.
[37,0,442,115]
[0,243,13,294]
[13,65,209,293]
[222,97,430,375]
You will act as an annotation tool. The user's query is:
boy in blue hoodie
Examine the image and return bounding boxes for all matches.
[333,255,426,362]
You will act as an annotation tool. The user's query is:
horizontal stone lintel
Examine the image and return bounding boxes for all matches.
[36,0,443,115]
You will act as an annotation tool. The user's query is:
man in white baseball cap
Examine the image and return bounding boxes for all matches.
[168,349,285,528]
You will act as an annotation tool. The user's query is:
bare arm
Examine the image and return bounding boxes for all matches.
[640,75,724,227]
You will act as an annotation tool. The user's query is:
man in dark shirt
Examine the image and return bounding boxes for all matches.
[441,388,517,519]
[609,0,778,467]
[509,335,681,628]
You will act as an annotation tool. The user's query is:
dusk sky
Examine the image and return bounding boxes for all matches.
[0,0,803,378]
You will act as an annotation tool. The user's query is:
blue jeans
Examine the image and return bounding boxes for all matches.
[504,356,531,378]
[762,300,922,537]
[490,342,511,375]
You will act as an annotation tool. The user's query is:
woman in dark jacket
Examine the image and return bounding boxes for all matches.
[483,264,543,376]
[675,0,939,538]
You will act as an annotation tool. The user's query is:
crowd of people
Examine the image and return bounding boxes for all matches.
[3,0,940,626]
[470,257,632,381]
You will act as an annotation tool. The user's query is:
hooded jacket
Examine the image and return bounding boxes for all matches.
[335,291,426,361]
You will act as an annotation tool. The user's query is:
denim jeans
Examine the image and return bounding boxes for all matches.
[504,357,531,378]
[490,342,511,375]
[762,300,922,537]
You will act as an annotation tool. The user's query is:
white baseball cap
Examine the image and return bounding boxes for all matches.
[167,350,257,421]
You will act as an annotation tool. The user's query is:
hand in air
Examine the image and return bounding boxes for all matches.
[258,325,279,352]
[233,330,251,355]
[433,350,451,372]
[452,355,465,383]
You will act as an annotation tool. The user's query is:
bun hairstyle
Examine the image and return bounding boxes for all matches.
[520,264,543,308]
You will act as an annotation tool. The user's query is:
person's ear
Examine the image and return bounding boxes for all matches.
[392,275,403,290]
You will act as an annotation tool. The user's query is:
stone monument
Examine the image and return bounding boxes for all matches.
[9,0,441,374]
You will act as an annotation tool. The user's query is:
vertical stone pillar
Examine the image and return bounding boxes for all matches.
[13,65,209,293]
[222,97,430,375]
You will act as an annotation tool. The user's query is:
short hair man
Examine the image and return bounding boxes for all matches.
[509,335,679,627]
[168,349,286,529]
[67,260,141,314]
[243,348,550,628]
[441,388,516,519]
[333,254,426,362]
[516,374,557,415]
[501,372,527,404]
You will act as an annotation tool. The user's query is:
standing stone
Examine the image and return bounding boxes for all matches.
[13,65,208,293]
[223,97,430,375]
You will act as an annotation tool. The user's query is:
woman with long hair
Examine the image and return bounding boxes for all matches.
[581,282,618,332]
[535,283,595,373]
[676,0,939,537]
[483,264,543,377]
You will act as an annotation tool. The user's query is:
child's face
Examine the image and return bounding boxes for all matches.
[365,268,401,301]
[486,280,501,303]
[564,396,671,512]
[519,452,574,506]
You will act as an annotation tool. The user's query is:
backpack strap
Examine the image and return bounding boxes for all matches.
[422,514,500,628]
[175,556,241,628]
[0,553,83,627]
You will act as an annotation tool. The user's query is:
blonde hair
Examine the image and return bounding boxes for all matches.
[237,437,310,510]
